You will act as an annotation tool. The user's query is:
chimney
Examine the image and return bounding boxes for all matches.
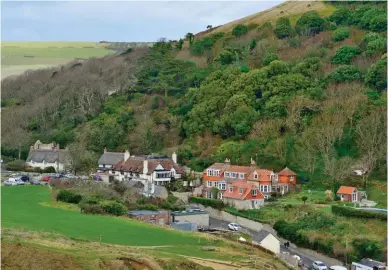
[30,145,34,151]
[104,147,107,153]
[172,152,177,164]
[143,159,148,175]
[225,158,230,168]
[250,157,256,167]
[124,150,130,161]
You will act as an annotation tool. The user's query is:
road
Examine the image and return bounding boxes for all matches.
[209,217,314,267]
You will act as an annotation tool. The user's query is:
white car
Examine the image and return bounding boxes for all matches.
[15,179,25,185]
[228,223,241,231]
[329,266,347,270]
[313,261,328,270]
[4,179,18,186]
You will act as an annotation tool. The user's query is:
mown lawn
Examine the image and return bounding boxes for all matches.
[1,186,206,246]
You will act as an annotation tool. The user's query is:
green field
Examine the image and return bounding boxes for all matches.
[1,42,115,79]
[1,186,204,246]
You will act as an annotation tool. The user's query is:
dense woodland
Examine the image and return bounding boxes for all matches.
[2,1,387,189]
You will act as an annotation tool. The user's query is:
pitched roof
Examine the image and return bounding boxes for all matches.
[113,157,184,174]
[223,181,263,200]
[247,169,273,181]
[227,165,255,174]
[254,230,274,243]
[98,152,124,165]
[278,167,296,176]
[337,186,356,195]
[26,150,69,164]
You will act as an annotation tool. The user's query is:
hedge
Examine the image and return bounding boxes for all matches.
[331,205,387,221]
[56,190,83,204]
[188,197,225,210]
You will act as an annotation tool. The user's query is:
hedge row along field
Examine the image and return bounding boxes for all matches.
[331,205,387,221]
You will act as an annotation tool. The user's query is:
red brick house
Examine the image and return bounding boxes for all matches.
[202,159,297,202]
[337,186,361,202]
[223,180,264,210]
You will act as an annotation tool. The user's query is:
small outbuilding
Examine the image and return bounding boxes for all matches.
[169,221,197,232]
[337,186,361,202]
[351,258,386,270]
[253,230,280,254]
[127,210,170,226]
[171,209,209,229]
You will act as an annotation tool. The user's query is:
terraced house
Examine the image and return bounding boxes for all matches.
[202,159,296,209]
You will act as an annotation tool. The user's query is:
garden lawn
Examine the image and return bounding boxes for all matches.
[1,186,206,246]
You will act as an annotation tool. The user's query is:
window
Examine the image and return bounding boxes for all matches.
[260,185,269,193]
[207,191,212,199]
[239,173,244,179]
[238,188,243,194]
[207,181,213,187]
[229,187,233,192]
[290,176,294,181]
[218,192,223,199]
[254,173,258,179]
[219,183,226,190]
[225,172,230,177]
[231,173,237,178]
[252,189,257,196]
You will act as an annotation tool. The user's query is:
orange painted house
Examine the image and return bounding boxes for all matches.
[337,186,361,202]
[202,159,297,201]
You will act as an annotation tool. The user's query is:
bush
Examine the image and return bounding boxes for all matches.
[137,203,158,211]
[79,203,104,214]
[366,38,386,55]
[289,37,301,48]
[56,189,83,204]
[188,197,225,210]
[332,27,350,41]
[352,239,384,261]
[295,11,325,36]
[232,24,248,37]
[331,45,361,64]
[217,50,234,65]
[101,201,127,216]
[111,180,127,196]
[365,54,387,91]
[329,65,362,82]
[5,160,25,171]
[325,21,337,31]
[274,17,292,39]
[43,166,56,173]
[332,205,387,221]
[263,53,279,66]
[328,8,351,25]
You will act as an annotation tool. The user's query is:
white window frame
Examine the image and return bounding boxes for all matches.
[207,181,213,187]
[218,192,223,199]
[254,173,258,179]
[238,188,243,194]
[252,189,257,196]
[225,172,230,177]
[239,173,244,179]
[290,176,294,181]
[219,183,226,190]
[207,191,212,199]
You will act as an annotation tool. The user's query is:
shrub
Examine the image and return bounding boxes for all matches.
[369,14,387,32]
[210,32,225,40]
[325,21,337,31]
[328,8,351,25]
[352,239,384,261]
[79,203,104,214]
[331,45,361,64]
[138,204,158,211]
[56,189,83,204]
[329,65,362,82]
[274,17,292,39]
[366,38,386,55]
[332,27,350,41]
[111,180,127,196]
[232,24,248,37]
[101,201,127,216]
[217,50,234,65]
[167,194,179,204]
[295,11,325,36]
[188,197,225,210]
[289,37,301,48]
[365,54,387,91]
[332,205,387,221]
[43,166,56,173]
[263,53,279,66]
[5,160,25,171]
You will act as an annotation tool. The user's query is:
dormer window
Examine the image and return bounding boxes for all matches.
[254,173,258,179]
[207,169,220,176]
[252,189,257,196]
[238,188,243,194]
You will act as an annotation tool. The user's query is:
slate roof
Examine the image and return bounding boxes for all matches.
[359,258,386,268]
[254,230,273,243]
[128,210,160,216]
[98,152,124,166]
[26,150,68,164]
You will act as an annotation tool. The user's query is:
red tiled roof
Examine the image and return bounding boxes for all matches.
[247,169,273,181]
[278,167,296,176]
[337,186,356,195]
[223,182,264,200]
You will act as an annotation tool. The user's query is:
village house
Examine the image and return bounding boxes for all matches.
[337,186,361,202]
[97,147,124,172]
[25,140,69,172]
[107,151,184,197]
[202,158,297,205]
[254,230,281,255]
[223,180,264,210]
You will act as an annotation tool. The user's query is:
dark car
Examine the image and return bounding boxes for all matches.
[20,175,30,182]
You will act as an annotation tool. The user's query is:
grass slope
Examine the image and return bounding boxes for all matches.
[1,186,203,246]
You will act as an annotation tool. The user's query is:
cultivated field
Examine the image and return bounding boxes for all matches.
[1,42,116,79]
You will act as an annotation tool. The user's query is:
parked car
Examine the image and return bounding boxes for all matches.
[42,176,51,182]
[64,173,76,179]
[20,175,30,182]
[312,261,328,270]
[4,179,18,186]
[31,179,41,185]
[15,179,25,185]
[329,266,347,270]
[228,223,241,231]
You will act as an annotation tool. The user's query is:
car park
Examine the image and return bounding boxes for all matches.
[312,261,328,270]
[228,223,241,231]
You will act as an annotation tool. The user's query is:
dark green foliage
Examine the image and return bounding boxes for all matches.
[210,32,225,40]
[57,190,83,204]
[328,8,351,25]
[249,39,257,50]
[292,57,322,78]
[289,38,301,48]
[274,17,292,39]
[4,160,25,171]
[360,9,387,32]
[217,50,234,65]
[188,197,225,210]
[331,45,361,64]
[101,201,127,216]
[369,14,387,32]
[329,65,362,82]
[190,37,214,57]
[365,54,387,91]
[295,11,325,36]
[43,166,56,173]
[352,239,384,261]
[232,24,248,37]
[301,196,308,204]
[79,203,104,214]
[332,205,387,221]
[263,53,279,66]
[366,37,386,55]
[175,39,184,51]
[332,27,350,41]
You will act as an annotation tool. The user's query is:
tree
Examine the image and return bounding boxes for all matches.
[185,32,194,44]
[207,25,212,29]
[355,108,387,188]
[328,8,351,25]
[274,17,292,39]
[66,142,98,175]
[329,65,362,82]
[295,11,325,36]
[365,54,387,91]
[175,38,184,51]
[301,196,308,204]
[332,27,350,42]
[263,53,279,66]
[232,24,248,37]
[331,45,361,64]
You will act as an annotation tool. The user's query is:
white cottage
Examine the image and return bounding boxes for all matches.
[25,140,69,172]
